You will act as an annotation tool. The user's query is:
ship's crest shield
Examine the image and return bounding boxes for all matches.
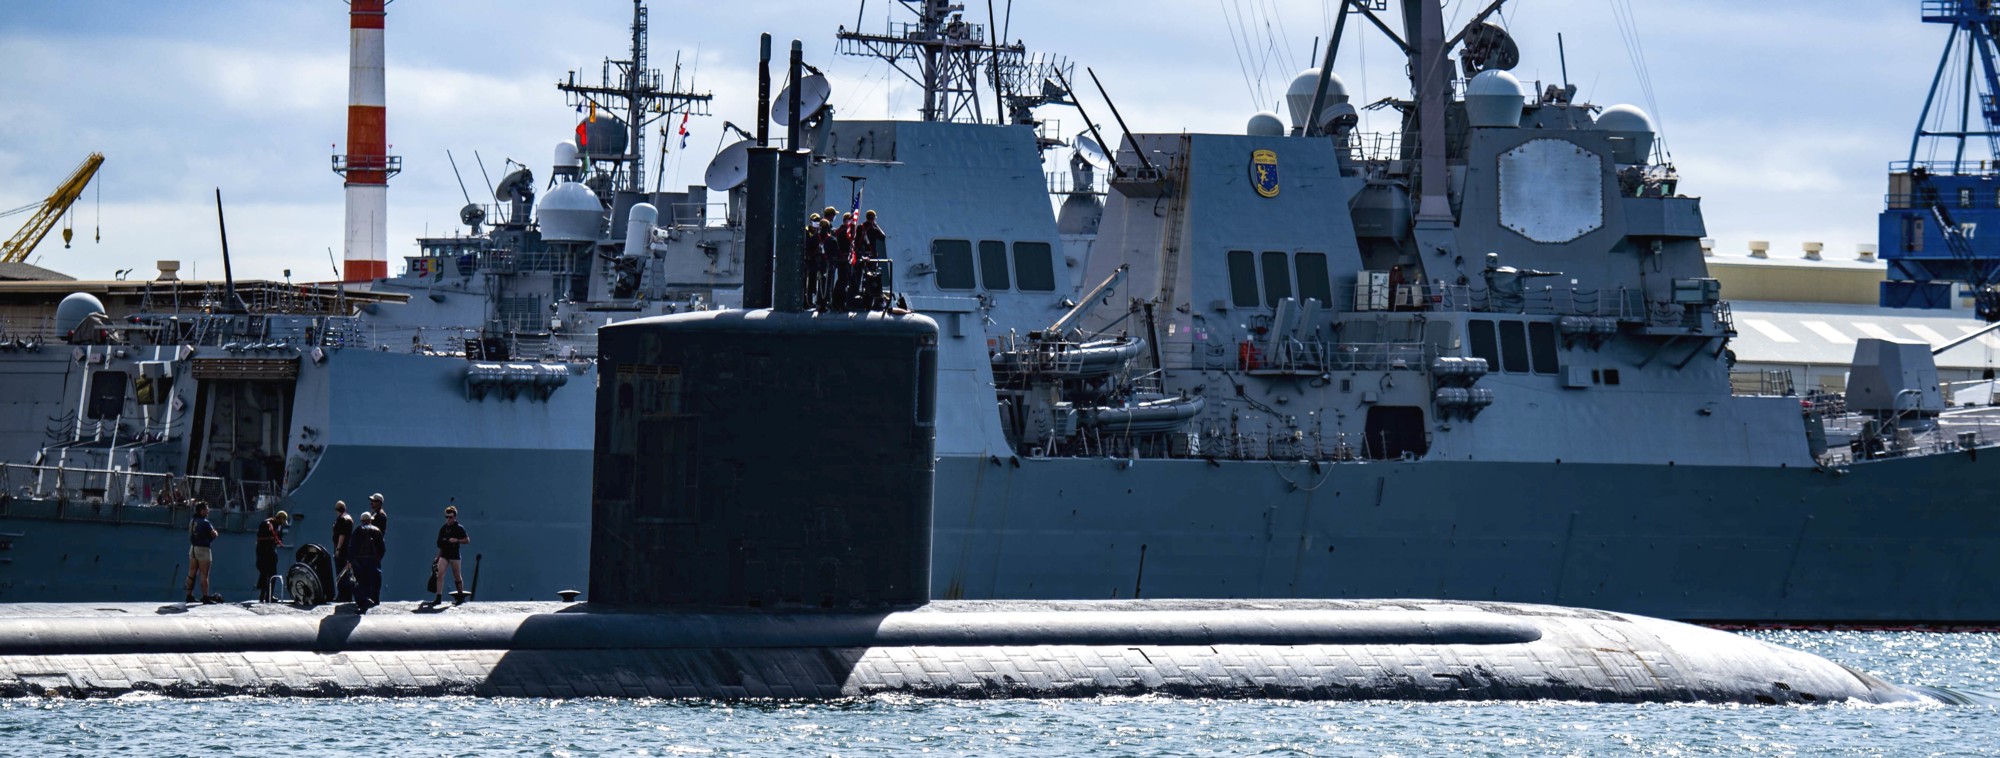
[1251,149,1279,197]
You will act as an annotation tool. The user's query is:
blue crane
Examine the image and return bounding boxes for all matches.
[1880,1,2000,321]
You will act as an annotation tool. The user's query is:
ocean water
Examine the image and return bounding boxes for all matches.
[2,631,1995,756]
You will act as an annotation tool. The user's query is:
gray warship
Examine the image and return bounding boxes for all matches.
[0,0,1994,622]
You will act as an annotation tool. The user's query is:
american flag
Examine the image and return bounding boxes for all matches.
[843,197,860,263]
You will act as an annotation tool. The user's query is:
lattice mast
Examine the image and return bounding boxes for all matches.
[837,0,1065,126]
[558,0,712,193]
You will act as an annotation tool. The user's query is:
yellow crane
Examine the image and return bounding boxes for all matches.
[1,152,104,264]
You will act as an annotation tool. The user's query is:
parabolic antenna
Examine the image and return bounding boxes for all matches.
[772,74,832,126]
[1461,22,1521,75]
[495,168,535,200]
[704,140,752,191]
[1073,134,1110,170]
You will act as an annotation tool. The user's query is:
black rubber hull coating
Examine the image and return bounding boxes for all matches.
[0,600,1928,705]
[591,310,939,608]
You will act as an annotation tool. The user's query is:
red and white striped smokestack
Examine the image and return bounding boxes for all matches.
[333,0,398,282]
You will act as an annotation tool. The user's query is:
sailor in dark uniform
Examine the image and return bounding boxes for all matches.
[351,511,385,611]
[832,212,859,310]
[817,214,840,310]
[803,213,824,309]
[859,210,888,309]
[255,511,289,603]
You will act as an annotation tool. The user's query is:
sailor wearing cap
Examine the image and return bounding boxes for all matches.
[352,511,386,611]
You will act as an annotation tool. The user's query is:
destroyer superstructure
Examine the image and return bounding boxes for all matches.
[803,0,2000,621]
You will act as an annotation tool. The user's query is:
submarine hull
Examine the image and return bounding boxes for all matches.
[0,599,1927,704]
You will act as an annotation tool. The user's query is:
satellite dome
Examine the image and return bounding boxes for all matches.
[1464,70,1526,128]
[1246,111,1285,137]
[537,181,604,242]
[1595,104,1655,133]
[1285,68,1348,101]
[1594,104,1656,164]
[55,292,106,339]
[553,141,579,169]
[1287,69,1318,97]
[1283,69,1350,132]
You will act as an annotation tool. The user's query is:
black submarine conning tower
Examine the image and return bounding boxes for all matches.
[591,309,938,608]
[593,33,934,607]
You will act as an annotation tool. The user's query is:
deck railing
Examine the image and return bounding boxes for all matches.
[0,463,268,510]
[1730,369,1796,397]
[1163,339,1430,373]
[1043,426,1398,464]
[0,463,273,531]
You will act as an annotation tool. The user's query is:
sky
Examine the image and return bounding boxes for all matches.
[0,1,1962,282]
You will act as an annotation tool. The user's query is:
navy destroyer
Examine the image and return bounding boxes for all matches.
[1,1,1995,622]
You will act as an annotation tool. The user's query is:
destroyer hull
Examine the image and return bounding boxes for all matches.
[5,443,1994,621]
[0,443,592,603]
[928,451,2000,623]
[0,345,595,604]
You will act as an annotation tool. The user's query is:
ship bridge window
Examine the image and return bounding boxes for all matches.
[932,239,975,290]
[978,240,1010,290]
[1013,241,1057,291]
[1295,252,1332,306]
[1499,321,1530,374]
[1227,250,1260,307]
[1468,319,1499,368]
[1528,321,1560,374]
[1261,251,1292,306]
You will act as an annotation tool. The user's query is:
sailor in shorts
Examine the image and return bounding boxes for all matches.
[185,501,219,604]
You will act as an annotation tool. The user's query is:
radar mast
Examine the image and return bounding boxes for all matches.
[836,0,1070,128]
[558,0,714,193]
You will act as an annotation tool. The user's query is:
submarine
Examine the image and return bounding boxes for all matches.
[0,308,1934,705]
[0,39,1939,706]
